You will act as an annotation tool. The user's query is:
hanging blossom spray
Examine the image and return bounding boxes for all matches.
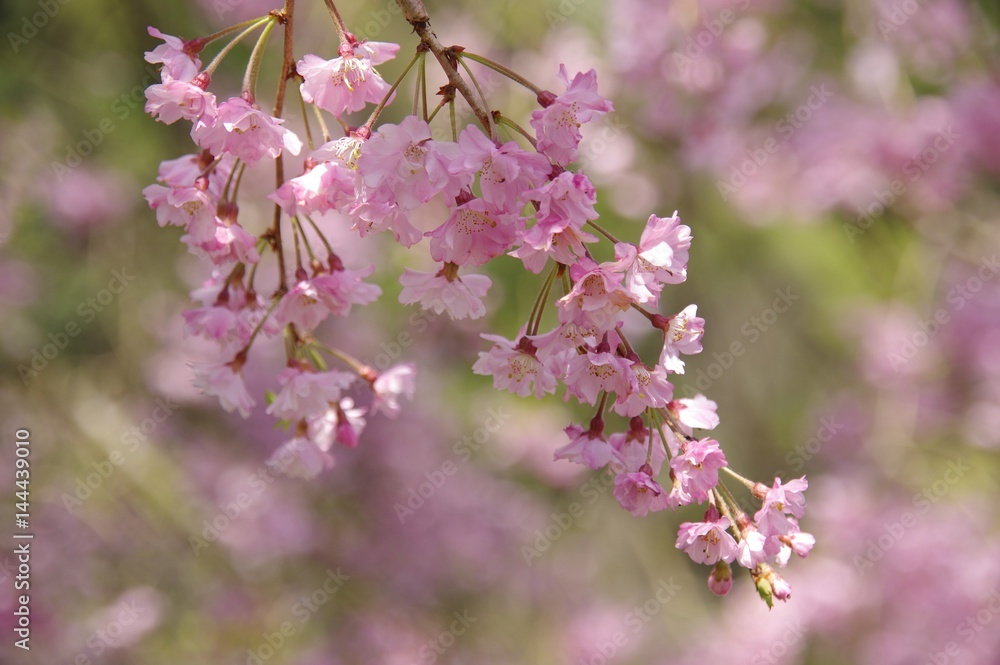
[141,0,813,606]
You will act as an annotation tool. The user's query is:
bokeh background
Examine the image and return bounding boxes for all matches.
[3,0,1000,663]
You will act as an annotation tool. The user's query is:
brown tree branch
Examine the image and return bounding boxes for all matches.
[393,0,497,139]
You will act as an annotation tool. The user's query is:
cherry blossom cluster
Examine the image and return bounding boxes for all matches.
[140,0,811,605]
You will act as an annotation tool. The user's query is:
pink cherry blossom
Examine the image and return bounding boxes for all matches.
[267,366,357,420]
[557,253,635,330]
[270,160,357,217]
[190,361,255,418]
[398,266,491,320]
[668,437,727,505]
[358,116,470,209]
[473,332,558,398]
[776,522,816,566]
[755,476,809,538]
[523,171,598,231]
[530,66,614,166]
[274,267,382,330]
[708,562,733,596]
[659,304,705,373]
[145,77,216,125]
[736,527,769,569]
[296,42,399,117]
[676,508,738,565]
[453,126,551,212]
[626,212,692,303]
[613,362,674,417]
[613,470,669,517]
[308,398,368,449]
[609,424,668,475]
[182,305,253,346]
[672,395,720,433]
[554,422,617,469]
[145,27,201,82]
[370,363,417,417]
[267,436,334,479]
[564,348,635,404]
[511,223,598,274]
[193,96,303,166]
[427,198,519,267]
[183,209,260,266]
[142,182,216,232]
[349,195,424,247]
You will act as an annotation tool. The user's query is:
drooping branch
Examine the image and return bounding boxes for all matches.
[393,0,497,139]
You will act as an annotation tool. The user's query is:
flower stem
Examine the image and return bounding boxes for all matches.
[270,0,296,293]
[394,0,497,139]
[585,219,623,244]
[496,114,536,147]
[320,0,351,44]
[456,56,496,139]
[242,17,278,98]
[527,264,557,335]
[297,89,314,151]
[194,16,272,49]
[311,105,331,142]
[362,49,423,130]
[204,18,270,76]
[460,51,543,95]
[721,466,758,490]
